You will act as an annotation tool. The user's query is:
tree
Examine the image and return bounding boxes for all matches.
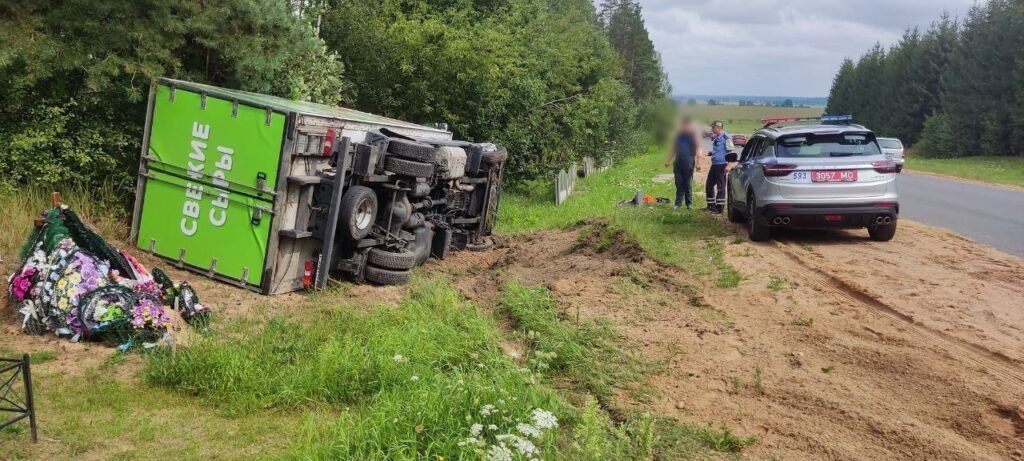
[599,0,669,102]
[0,0,347,193]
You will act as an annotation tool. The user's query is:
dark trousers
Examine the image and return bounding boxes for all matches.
[706,164,727,210]
[673,161,694,207]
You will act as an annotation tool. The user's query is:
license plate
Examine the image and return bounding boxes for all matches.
[812,170,858,182]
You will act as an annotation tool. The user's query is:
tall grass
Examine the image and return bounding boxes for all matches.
[499,282,650,405]
[146,278,661,459]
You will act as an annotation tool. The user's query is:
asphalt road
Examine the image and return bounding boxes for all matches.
[898,172,1024,256]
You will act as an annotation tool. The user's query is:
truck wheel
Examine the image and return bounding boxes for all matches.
[385,157,434,178]
[387,139,436,163]
[747,195,771,242]
[340,186,378,240]
[868,221,897,242]
[367,247,417,270]
[364,265,412,285]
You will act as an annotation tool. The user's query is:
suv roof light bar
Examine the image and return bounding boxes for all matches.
[761,114,854,129]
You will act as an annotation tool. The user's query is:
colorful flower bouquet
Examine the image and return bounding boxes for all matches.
[7,205,210,346]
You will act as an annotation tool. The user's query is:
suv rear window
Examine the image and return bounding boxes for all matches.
[878,138,903,149]
[776,133,881,158]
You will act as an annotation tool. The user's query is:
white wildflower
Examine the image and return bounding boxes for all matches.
[410,375,420,382]
[480,404,496,417]
[510,436,539,456]
[392,354,408,363]
[516,423,542,438]
[488,424,499,431]
[470,423,484,437]
[532,409,558,430]
[486,444,513,461]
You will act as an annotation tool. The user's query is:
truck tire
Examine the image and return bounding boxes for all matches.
[367,247,417,270]
[387,139,436,163]
[340,186,378,240]
[364,265,412,286]
[868,221,897,242]
[385,157,434,178]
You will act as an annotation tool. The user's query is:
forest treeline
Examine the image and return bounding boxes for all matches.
[0,0,670,194]
[825,0,1024,158]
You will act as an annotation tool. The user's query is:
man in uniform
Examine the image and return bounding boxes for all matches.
[706,120,733,213]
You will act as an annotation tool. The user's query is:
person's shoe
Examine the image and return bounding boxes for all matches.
[674,205,681,211]
[686,204,692,210]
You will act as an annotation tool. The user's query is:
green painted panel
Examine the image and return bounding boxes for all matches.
[136,85,286,286]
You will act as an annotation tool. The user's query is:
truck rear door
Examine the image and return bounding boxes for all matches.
[134,84,286,288]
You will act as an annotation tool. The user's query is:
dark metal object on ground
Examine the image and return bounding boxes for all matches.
[0,354,37,443]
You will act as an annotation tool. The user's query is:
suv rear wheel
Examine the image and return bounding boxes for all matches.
[747,194,771,242]
[868,221,897,242]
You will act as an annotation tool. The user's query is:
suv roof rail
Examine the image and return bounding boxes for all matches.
[761,114,854,129]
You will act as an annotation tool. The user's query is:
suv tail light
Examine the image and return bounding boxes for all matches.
[763,164,798,177]
[872,161,897,173]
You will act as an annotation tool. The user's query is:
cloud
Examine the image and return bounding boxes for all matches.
[632,0,977,96]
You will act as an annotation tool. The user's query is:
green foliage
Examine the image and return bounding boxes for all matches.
[499,281,649,402]
[0,0,669,192]
[827,3,1024,157]
[146,278,498,413]
[915,112,959,158]
[0,0,347,195]
[321,0,667,181]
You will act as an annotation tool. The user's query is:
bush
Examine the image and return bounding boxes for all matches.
[914,112,960,158]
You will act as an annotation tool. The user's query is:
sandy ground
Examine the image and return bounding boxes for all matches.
[443,220,1024,460]
[3,217,1023,459]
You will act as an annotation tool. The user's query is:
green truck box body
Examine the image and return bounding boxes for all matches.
[131,78,451,294]
[136,85,285,286]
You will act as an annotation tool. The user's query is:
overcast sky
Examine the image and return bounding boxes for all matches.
[635,0,977,97]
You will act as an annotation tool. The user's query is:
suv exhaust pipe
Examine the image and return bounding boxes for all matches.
[772,217,783,225]
[876,216,893,225]
[781,217,791,225]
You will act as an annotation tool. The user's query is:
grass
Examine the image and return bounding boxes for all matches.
[0,348,59,364]
[500,147,739,281]
[767,276,788,292]
[906,155,1024,188]
[499,282,651,409]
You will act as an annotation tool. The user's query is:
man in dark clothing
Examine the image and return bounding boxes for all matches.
[665,117,702,210]
[706,120,733,213]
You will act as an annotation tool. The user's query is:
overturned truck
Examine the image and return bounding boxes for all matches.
[130,79,505,294]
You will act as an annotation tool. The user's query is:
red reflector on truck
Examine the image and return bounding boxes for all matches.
[824,215,843,222]
[323,129,336,156]
[303,260,315,288]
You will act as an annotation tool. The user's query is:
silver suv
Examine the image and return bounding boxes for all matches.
[726,119,899,242]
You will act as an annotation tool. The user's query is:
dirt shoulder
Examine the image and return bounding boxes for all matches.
[443,220,1024,460]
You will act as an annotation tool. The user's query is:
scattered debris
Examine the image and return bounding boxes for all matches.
[7,200,208,347]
